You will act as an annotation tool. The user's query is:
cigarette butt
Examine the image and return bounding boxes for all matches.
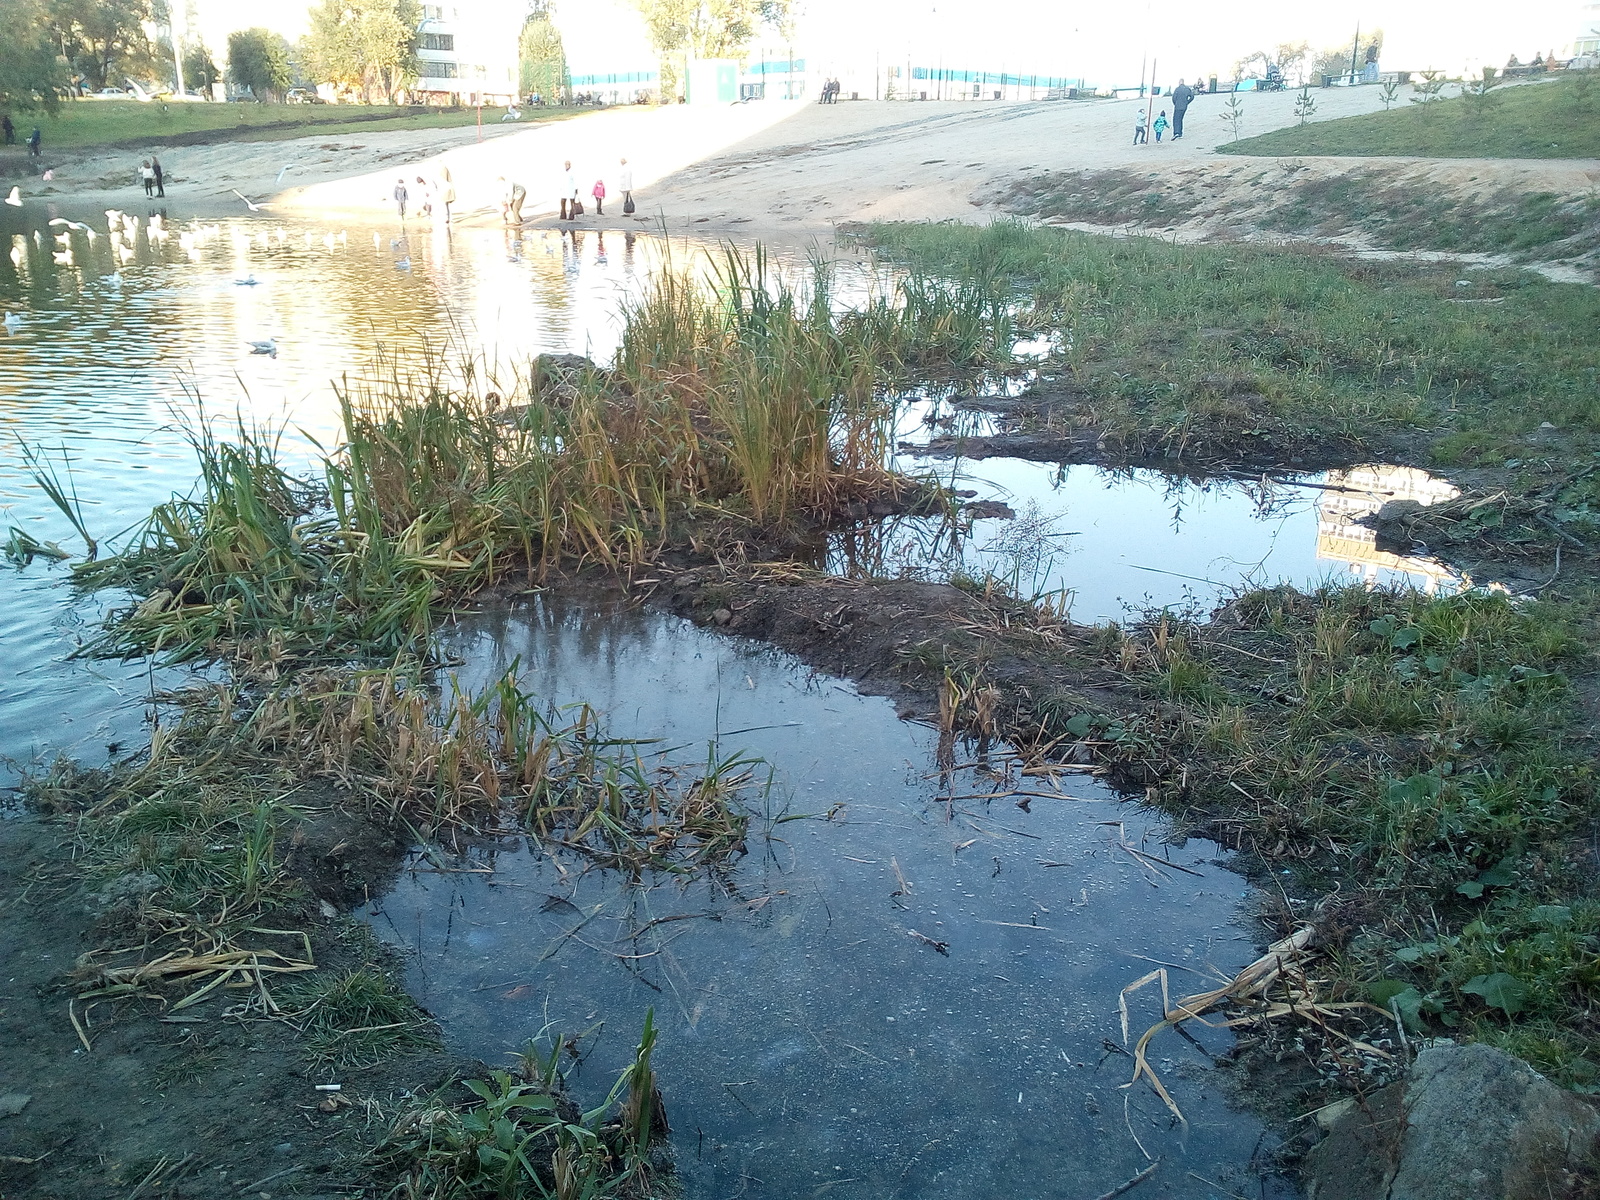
[315,1083,342,1092]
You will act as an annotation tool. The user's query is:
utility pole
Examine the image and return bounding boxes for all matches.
[1147,57,1157,141]
[172,0,187,96]
[1348,22,1361,84]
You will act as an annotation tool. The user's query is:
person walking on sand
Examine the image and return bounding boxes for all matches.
[591,176,606,216]
[1132,109,1147,145]
[394,177,409,219]
[414,175,432,219]
[2,116,14,146]
[1170,78,1195,139]
[152,155,164,198]
[619,157,634,213]
[1153,110,1169,143]
[140,160,155,196]
[28,127,40,157]
[559,160,577,220]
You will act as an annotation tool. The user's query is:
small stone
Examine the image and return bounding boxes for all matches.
[1539,422,1557,430]
[0,1093,31,1117]
[711,608,733,626]
[318,900,338,918]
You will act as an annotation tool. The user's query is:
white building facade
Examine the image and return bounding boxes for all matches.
[416,2,520,105]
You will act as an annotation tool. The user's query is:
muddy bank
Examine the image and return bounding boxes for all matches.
[0,810,458,1199]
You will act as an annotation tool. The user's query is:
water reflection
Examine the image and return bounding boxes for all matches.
[0,206,796,783]
[827,458,1461,623]
[370,596,1296,1200]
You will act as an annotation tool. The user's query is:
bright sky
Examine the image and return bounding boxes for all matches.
[189,0,1585,87]
[792,0,1585,83]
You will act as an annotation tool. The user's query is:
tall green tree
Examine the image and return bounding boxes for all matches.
[49,0,157,91]
[183,41,218,92]
[519,2,566,99]
[227,27,291,100]
[630,0,789,99]
[0,0,68,111]
[302,0,418,104]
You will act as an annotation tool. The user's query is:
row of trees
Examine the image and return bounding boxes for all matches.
[0,0,433,111]
[1236,32,1384,88]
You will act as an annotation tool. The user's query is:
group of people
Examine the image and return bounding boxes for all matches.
[818,78,844,104]
[393,166,457,223]
[1133,78,1196,145]
[139,157,165,197]
[2,116,43,156]
[550,158,633,223]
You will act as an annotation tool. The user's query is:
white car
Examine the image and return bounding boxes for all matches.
[94,87,127,97]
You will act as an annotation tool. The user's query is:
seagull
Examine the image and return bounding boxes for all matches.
[276,165,294,184]
[231,189,264,213]
[49,218,92,232]
[234,275,261,286]
[246,338,277,357]
[394,257,411,270]
[4,187,20,207]
[3,312,21,330]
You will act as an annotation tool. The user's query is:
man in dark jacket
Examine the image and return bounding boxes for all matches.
[1171,79,1195,139]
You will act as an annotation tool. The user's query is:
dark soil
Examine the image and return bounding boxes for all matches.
[0,812,458,1200]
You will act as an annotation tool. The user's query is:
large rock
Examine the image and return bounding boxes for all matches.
[1306,1043,1600,1200]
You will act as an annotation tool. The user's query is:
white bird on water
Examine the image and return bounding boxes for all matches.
[48,218,91,232]
[235,275,261,286]
[4,187,20,207]
[246,338,278,357]
[3,312,22,331]
[231,190,264,213]
[394,257,411,270]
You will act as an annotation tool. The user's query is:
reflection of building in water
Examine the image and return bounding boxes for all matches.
[1317,465,1461,593]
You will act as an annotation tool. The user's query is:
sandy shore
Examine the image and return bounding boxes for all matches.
[15,83,1598,240]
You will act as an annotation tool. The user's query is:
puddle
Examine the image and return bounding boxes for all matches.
[832,458,1461,623]
[367,596,1297,1199]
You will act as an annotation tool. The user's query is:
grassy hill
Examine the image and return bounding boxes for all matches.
[1221,73,1600,158]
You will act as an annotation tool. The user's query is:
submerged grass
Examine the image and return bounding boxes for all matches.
[866,219,1600,462]
[72,248,1010,665]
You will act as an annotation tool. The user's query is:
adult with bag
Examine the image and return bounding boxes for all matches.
[619,158,634,214]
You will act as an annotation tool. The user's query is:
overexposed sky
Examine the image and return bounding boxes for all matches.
[189,0,1585,85]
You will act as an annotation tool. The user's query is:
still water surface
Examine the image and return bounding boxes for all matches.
[372,595,1295,1199]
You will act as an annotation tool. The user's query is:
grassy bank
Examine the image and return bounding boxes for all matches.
[0,98,563,153]
[1220,73,1600,158]
[1001,164,1600,261]
[866,219,1600,464]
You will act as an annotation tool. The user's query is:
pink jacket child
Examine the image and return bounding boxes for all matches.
[591,179,606,216]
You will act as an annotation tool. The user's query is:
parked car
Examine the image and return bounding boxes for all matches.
[95,87,127,97]
[284,88,325,104]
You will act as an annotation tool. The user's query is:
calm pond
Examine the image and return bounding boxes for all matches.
[1,202,1452,1196]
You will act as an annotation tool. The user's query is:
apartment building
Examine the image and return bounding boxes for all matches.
[416,2,519,105]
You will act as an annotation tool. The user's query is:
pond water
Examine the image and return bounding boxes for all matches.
[0,204,681,782]
[368,594,1297,1199]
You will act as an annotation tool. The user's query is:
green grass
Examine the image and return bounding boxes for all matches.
[866,220,1600,462]
[1221,73,1600,158]
[0,98,568,153]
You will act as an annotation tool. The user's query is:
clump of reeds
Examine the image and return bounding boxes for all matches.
[73,246,1015,666]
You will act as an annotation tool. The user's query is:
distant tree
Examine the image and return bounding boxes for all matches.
[227,27,291,100]
[631,0,791,100]
[1462,65,1501,119]
[49,0,158,91]
[519,3,567,99]
[302,0,418,103]
[1220,93,1245,140]
[1274,41,1310,86]
[1378,77,1400,109]
[183,42,219,92]
[0,0,67,111]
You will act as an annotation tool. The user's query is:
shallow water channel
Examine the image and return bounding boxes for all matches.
[373,594,1295,1199]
